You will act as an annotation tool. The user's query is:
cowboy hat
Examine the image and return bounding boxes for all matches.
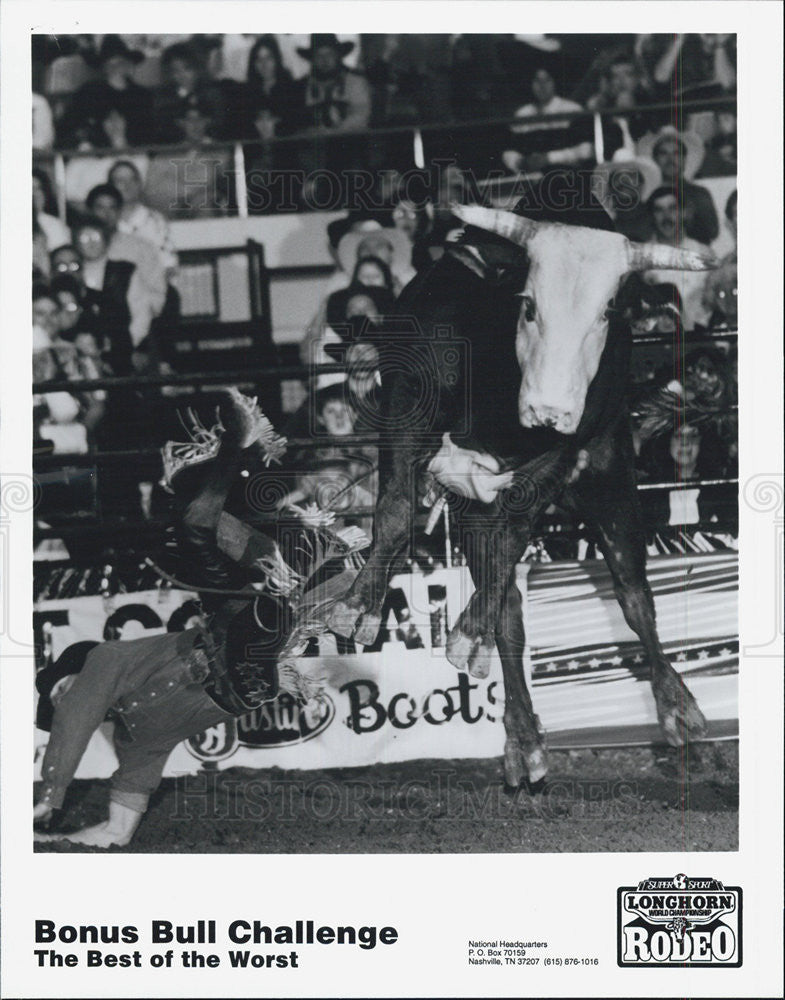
[592,154,662,213]
[638,125,705,181]
[87,35,145,68]
[326,210,386,250]
[337,226,412,277]
[297,34,354,61]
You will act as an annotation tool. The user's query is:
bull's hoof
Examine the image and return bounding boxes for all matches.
[656,681,708,747]
[525,745,548,784]
[322,599,365,639]
[503,739,548,787]
[467,640,494,678]
[354,612,382,647]
[660,699,708,746]
[445,628,472,672]
[446,629,493,677]
[503,739,527,787]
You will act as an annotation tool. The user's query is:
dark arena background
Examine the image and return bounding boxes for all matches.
[32,32,738,852]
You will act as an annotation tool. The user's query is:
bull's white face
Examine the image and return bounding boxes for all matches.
[451,202,717,435]
[515,226,630,434]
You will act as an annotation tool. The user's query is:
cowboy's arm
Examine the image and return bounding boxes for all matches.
[36,731,177,848]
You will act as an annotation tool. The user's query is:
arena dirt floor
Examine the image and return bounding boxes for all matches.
[35,741,738,854]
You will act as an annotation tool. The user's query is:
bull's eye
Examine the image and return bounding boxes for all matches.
[520,294,536,323]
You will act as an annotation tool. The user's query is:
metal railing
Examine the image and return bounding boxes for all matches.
[33,334,739,532]
[30,324,739,398]
[34,94,737,219]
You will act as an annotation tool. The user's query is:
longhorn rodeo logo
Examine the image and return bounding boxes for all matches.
[617,874,742,967]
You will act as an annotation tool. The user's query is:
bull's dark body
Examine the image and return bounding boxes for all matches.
[328,245,706,785]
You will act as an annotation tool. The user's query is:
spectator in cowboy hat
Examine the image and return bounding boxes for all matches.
[293,34,373,206]
[298,211,396,370]
[638,125,719,245]
[592,153,661,241]
[61,35,153,147]
[295,34,371,132]
[336,226,415,293]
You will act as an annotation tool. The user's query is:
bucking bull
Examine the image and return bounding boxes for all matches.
[322,178,716,786]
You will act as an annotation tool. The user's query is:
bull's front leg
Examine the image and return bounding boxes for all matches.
[447,446,577,679]
[458,525,547,786]
[323,487,412,644]
[446,520,529,679]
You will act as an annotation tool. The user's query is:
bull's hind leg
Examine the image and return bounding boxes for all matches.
[577,476,707,746]
[496,572,548,785]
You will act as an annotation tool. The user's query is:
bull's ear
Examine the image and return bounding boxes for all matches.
[626,240,719,272]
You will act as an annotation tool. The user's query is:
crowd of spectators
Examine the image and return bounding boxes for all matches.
[34,33,736,203]
[33,33,736,149]
[32,32,738,549]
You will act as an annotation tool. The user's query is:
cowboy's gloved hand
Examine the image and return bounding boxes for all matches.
[428,433,514,504]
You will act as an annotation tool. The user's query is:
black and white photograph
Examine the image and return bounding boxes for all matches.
[1,3,782,998]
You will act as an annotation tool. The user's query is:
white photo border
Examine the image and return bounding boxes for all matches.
[2,3,782,998]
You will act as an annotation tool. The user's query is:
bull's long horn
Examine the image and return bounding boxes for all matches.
[627,241,718,272]
[451,203,541,246]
